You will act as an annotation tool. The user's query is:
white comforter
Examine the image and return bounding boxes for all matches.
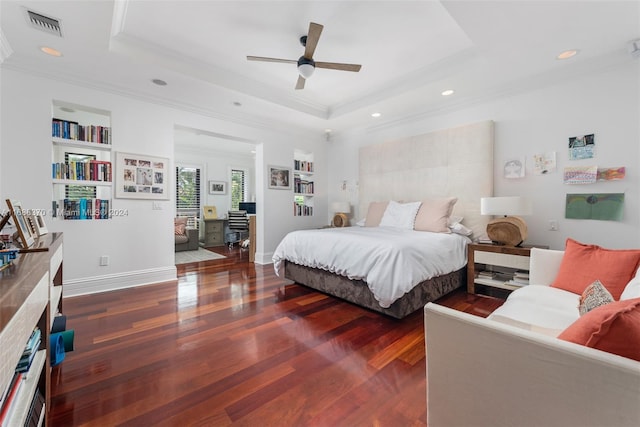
[272,226,470,308]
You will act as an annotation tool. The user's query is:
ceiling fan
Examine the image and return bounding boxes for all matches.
[247,22,362,90]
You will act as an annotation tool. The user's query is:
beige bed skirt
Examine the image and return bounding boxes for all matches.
[284,261,465,319]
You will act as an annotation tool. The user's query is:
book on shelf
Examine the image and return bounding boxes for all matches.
[0,372,23,426]
[52,118,111,144]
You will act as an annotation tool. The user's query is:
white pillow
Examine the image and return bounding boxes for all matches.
[621,267,640,300]
[355,218,366,227]
[448,215,464,226]
[379,201,422,230]
[449,222,473,236]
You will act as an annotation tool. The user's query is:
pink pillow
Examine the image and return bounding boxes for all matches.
[174,217,187,236]
[414,197,457,233]
[550,238,640,300]
[364,201,389,227]
[558,297,640,362]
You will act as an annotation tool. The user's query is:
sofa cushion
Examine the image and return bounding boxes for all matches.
[558,297,640,362]
[578,280,613,315]
[550,238,640,300]
[487,285,580,334]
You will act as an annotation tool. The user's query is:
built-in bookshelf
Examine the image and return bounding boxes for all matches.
[293,151,314,217]
[51,102,112,220]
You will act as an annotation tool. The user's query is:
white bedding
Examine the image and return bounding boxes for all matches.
[272,226,470,308]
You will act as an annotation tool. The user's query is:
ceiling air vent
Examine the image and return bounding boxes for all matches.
[25,9,63,37]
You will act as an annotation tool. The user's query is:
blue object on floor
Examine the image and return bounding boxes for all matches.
[50,332,65,366]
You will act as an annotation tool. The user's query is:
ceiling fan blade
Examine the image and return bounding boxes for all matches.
[304,22,323,59]
[295,75,306,90]
[247,56,297,64]
[315,62,362,72]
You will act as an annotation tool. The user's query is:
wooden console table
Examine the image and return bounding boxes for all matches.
[0,232,63,427]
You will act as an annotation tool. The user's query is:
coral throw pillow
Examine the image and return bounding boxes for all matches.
[550,238,640,300]
[558,297,640,362]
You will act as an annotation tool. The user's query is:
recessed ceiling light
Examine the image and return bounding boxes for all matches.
[557,49,579,60]
[371,112,381,118]
[324,128,332,133]
[60,107,75,113]
[40,46,62,57]
[151,79,167,86]
[441,89,455,96]
[233,101,242,107]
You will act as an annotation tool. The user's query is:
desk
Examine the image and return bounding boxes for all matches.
[201,219,227,247]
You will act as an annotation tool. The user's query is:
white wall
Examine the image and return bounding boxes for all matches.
[0,69,328,295]
[174,145,256,218]
[328,62,640,250]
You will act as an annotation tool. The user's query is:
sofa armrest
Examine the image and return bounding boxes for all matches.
[529,247,564,286]
[424,303,640,427]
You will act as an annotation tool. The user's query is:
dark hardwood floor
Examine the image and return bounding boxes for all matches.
[49,246,504,426]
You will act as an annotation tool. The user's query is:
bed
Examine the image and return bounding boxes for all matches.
[274,120,495,318]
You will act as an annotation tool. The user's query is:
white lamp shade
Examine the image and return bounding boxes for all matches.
[481,196,532,216]
[331,201,351,213]
[298,63,315,79]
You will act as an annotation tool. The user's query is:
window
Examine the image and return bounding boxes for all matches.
[230,169,246,210]
[176,166,201,219]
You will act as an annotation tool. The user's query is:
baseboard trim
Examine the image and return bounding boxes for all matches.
[63,266,178,297]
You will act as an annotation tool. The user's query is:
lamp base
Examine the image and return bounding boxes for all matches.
[486,216,528,246]
[332,213,348,228]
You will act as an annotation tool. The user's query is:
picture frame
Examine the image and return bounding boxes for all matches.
[29,213,48,237]
[115,152,170,200]
[203,205,218,220]
[268,165,292,190]
[208,180,226,195]
[5,199,35,249]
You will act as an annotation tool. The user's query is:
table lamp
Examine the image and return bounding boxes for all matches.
[480,196,532,246]
[331,201,351,227]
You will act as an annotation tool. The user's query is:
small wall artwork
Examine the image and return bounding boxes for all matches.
[115,152,169,200]
[563,166,597,184]
[565,193,624,221]
[597,167,626,181]
[503,157,525,178]
[568,134,595,160]
[532,151,556,175]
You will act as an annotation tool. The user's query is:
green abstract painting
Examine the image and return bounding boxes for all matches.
[565,193,624,221]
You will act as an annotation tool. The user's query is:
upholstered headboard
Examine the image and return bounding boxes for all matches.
[358,120,494,238]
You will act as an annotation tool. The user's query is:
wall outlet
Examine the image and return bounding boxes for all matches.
[152,201,162,210]
[548,220,559,231]
[100,255,109,266]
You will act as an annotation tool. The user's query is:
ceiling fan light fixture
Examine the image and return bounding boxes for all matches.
[297,56,315,79]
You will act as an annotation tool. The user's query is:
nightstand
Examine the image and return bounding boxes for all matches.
[467,243,548,296]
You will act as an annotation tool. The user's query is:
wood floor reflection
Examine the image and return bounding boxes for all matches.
[49,246,503,426]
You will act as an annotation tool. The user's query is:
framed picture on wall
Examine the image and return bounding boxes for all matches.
[208,181,226,195]
[268,165,291,190]
[115,152,170,200]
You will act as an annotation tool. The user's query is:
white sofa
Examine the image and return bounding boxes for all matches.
[424,247,640,427]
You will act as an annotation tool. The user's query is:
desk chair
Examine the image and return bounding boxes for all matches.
[227,210,249,249]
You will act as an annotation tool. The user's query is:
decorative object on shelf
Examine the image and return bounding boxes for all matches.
[203,206,218,220]
[28,213,48,237]
[481,196,532,246]
[331,201,351,227]
[5,199,35,249]
[114,152,169,200]
[208,181,226,195]
[268,165,292,190]
[0,248,19,271]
